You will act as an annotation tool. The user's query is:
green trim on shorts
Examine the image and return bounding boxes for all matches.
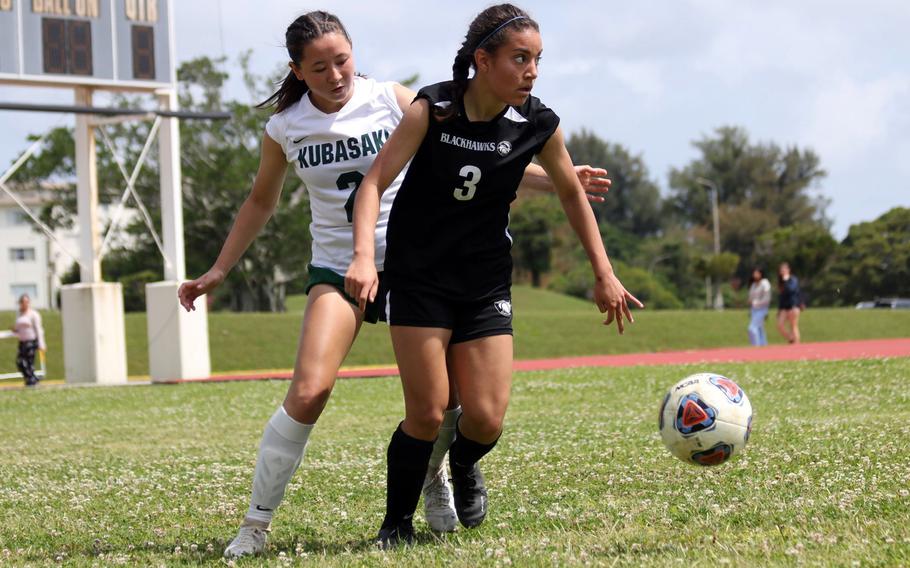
[305,264,382,324]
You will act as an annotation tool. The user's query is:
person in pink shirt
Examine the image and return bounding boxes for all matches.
[11,294,46,387]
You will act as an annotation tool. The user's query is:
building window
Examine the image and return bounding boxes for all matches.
[10,284,38,303]
[6,210,28,226]
[9,248,36,262]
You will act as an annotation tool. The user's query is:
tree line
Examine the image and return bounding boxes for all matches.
[9,56,909,311]
[514,127,908,309]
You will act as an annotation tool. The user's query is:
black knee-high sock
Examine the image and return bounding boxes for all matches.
[383,424,435,528]
[449,422,499,475]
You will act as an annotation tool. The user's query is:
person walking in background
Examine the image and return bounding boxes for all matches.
[776,262,803,344]
[747,267,771,346]
[12,294,45,387]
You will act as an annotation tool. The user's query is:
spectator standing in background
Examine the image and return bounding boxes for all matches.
[776,262,803,344]
[747,267,771,346]
[12,294,45,386]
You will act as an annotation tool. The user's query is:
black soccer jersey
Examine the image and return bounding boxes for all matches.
[384,81,560,300]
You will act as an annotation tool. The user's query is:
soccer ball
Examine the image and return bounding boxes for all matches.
[658,373,753,466]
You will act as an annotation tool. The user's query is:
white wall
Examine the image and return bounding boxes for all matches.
[0,207,53,310]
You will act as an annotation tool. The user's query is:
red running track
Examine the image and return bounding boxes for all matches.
[180,338,910,384]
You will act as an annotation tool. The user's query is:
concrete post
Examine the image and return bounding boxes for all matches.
[61,283,128,384]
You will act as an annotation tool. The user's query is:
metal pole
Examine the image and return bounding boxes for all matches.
[711,185,720,256]
[696,177,724,310]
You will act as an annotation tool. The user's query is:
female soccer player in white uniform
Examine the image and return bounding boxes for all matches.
[346,3,642,547]
[177,10,612,558]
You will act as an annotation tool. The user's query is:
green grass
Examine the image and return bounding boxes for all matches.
[1,357,908,565]
[2,286,909,379]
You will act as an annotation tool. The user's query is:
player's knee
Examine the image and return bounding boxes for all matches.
[284,380,333,417]
[462,407,505,441]
[406,406,445,439]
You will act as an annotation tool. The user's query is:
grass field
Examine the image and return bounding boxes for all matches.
[1,286,909,380]
[1,357,908,566]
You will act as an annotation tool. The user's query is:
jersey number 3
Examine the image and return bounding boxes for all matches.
[336,171,365,222]
[453,165,481,201]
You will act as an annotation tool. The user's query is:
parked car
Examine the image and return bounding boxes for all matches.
[855,298,910,309]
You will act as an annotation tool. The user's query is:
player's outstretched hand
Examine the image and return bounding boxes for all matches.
[178,268,225,312]
[345,256,379,314]
[594,272,644,334]
[575,165,611,203]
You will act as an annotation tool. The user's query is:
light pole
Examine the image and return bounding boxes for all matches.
[696,177,724,310]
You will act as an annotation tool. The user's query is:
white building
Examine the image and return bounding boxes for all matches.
[1,189,63,310]
[0,185,136,311]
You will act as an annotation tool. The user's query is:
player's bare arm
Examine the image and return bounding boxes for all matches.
[520,162,612,202]
[178,132,287,312]
[345,98,430,310]
[536,126,643,333]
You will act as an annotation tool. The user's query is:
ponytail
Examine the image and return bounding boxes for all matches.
[258,71,309,113]
[451,49,473,100]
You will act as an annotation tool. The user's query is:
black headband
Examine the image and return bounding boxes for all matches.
[475,16,528,50]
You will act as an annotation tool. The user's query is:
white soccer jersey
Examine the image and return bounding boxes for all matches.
[265,76,404,274]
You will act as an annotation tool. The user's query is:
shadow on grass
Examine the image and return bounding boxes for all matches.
[270,530,453,554]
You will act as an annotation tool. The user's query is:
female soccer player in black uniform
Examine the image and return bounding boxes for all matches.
[346,3,642,546]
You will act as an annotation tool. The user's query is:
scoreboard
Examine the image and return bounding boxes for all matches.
[0,0,174,91]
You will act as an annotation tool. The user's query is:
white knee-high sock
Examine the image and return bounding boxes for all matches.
[427,406,461,475]
[245,406,313,524]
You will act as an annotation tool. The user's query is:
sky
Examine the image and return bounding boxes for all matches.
[1,0,908,239]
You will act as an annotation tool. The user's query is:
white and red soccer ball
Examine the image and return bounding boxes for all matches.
[658,373,753,466]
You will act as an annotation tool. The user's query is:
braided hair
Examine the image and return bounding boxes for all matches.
[451,4,539,106]
[258,11,352,113]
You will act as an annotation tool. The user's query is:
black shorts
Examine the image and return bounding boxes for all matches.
[386,287,513,344]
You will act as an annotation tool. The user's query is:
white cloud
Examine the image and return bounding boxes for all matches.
[801,73,910,165]
[604,59,663,99]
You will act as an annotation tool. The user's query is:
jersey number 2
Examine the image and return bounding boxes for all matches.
[453,165,481,201]
[336,171,365,222]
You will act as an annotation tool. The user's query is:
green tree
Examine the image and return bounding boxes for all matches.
[754,223,837,305]
[636,230,706,307]
[510,195,562,287]
[565,129,663,237]
[813,207,910,305]
[668,126,831,282]
[668,126,829,229]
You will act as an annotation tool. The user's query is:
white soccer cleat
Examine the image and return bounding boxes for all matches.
[422,466,457,532]
[223,520,269,558]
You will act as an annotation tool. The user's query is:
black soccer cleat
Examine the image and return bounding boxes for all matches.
[375,518,415,550]
[450,461,488,528]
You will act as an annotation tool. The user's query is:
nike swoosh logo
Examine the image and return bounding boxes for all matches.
[255,505,273,511]
[292,135,308,143]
